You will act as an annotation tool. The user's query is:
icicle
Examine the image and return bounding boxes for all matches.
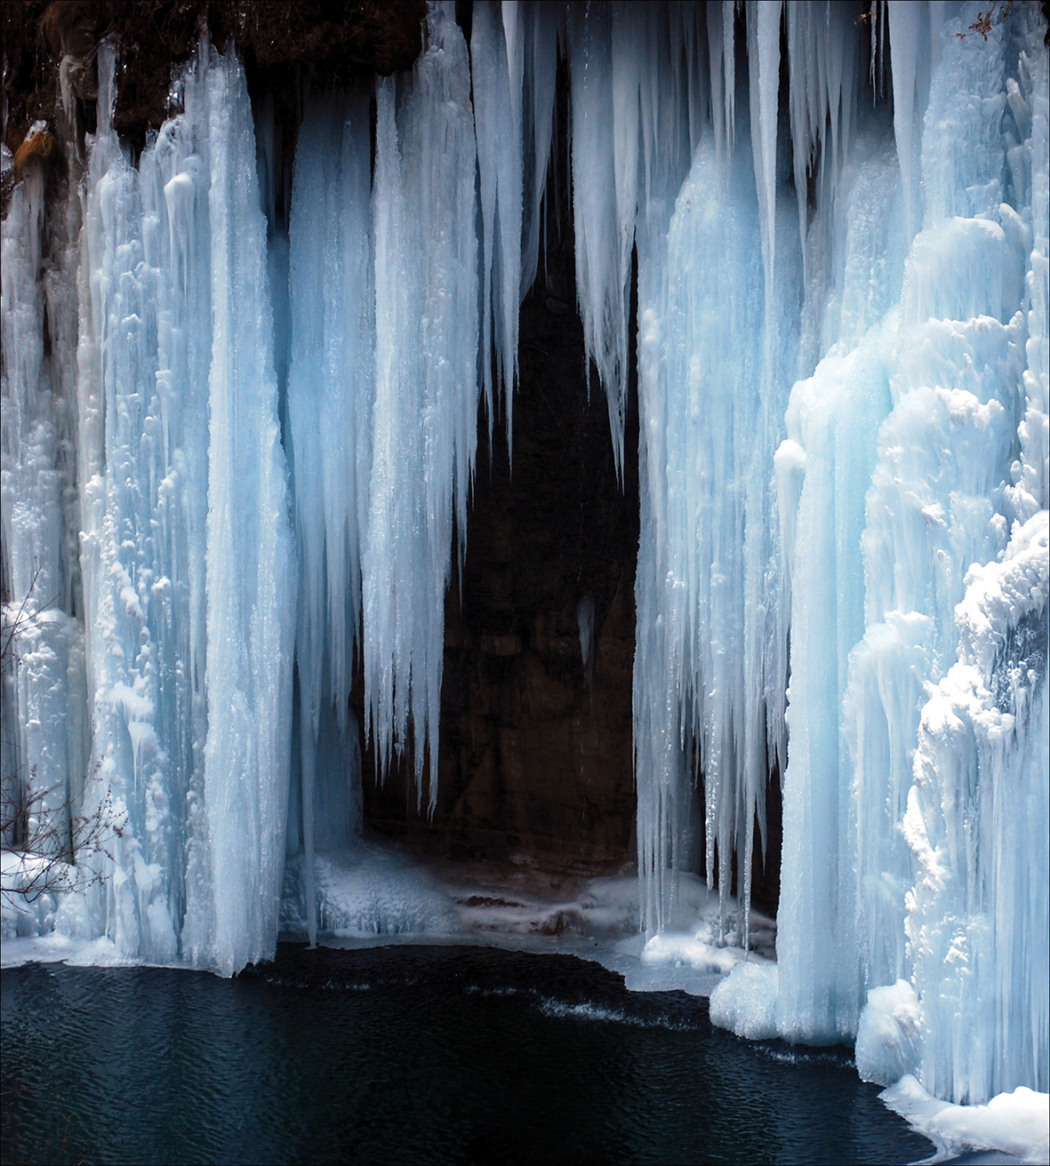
[1014,33,1049,518]
[472,0,523,447]
[577,593,594,689]
[569,2,631,477]
[515,0,559,298]
[887,1,922,238]
[707,2,727,165]
[722,0,737,150]
[784,2,859,270]
[747,0,781,302]
[569,1,704,480]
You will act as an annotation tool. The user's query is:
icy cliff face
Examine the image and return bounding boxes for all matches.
[1,0,1047,1110]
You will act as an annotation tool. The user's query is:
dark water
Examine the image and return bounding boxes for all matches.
[2,944,934,1166]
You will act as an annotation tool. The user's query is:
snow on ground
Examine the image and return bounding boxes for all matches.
[276,841,777,998]
[3,837,774,996]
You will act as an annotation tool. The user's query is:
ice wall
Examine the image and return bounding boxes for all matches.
[891,16,1050,1102]
[905,512,1048,1103]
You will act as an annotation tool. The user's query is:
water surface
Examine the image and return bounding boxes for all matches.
[2,944,934,1165]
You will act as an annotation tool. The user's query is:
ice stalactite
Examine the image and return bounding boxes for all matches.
[747,0,781,301]
[509,0,560,302]
[567,1,714,480]
[569,2,632,480]
[471,0,523,446]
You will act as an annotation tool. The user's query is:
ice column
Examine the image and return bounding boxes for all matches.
[72,42,294,975]
[198,45,296,976]
[634,125,801,936]
[771,117,908,1036]
[768,95,910,1039]
[286,91,374,941]
[75,48,199,961]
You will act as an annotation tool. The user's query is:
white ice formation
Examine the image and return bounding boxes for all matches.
[1,0,1047,1117]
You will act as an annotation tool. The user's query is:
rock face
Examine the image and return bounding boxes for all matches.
[2,2,426,154]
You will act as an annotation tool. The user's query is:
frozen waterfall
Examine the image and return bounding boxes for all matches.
[2,0,1047,1118]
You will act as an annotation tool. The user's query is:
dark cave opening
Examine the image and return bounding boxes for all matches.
[357,65,641,877]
